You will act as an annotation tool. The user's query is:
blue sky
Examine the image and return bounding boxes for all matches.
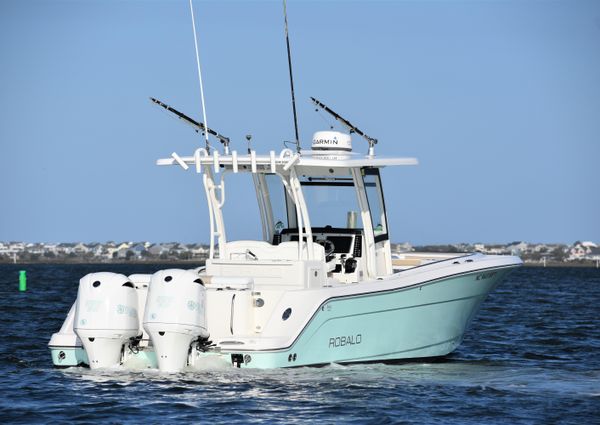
[1,0,598,245]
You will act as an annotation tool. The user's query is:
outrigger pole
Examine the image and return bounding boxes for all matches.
[310,97,378,155]
[150,97,231,151]
[283,0,301,153]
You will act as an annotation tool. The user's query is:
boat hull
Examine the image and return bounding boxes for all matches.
[50,259,519,370]
[49,345,88,368]
[214,266,512,368]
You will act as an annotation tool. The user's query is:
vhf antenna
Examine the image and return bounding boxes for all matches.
[283,0,301,153]
[189,0,214,153]
[310,97,378,155]
[150,97,230,151]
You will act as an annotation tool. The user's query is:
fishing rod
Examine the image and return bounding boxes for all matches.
[310,97,378,155]
[150,97,230,151]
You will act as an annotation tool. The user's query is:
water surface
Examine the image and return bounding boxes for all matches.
[0,264,598,423]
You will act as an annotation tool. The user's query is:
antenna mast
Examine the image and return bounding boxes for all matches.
[283,0,301,153]
[311,97,378,155]
[189,0,214,153]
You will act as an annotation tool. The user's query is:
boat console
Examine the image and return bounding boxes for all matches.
[277,227,364,283]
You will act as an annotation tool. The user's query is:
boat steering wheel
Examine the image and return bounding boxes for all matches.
[317,239,336,257]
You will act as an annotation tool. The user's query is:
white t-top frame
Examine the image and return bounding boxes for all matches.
[157,147,418,279]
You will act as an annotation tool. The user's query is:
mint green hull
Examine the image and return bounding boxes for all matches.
[50,267,513,370]
[49,346,88,368]
[228,268,510,368]
[49,346,158,369]
[122,349,158,369]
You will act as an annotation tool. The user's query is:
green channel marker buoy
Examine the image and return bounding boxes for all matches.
[19,270,27,292]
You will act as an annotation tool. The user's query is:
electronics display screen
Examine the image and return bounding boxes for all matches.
[325,236,353,254]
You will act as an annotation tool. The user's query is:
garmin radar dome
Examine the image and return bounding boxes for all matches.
[311,131,352,152]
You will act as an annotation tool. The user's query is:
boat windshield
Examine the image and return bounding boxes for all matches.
[362,168,388,240]
[259,169,387,244]
[300,177,363,229]
[264,173,290,234]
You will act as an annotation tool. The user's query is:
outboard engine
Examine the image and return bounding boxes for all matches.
[143,269,208,373]
[74,272,140,369]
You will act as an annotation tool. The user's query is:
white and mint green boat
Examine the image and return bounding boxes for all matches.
[49,114,522,371]
[49,2,521,371]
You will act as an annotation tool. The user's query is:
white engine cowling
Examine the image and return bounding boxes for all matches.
[143,269,208,373]
[74,272,140,369]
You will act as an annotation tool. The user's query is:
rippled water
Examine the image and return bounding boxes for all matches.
[0,264,598,423]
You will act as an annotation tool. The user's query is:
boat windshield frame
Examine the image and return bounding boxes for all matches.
[361,167,389,243]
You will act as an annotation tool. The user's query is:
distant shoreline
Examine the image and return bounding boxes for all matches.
[0,258,205,266]
[1,259,597,268]
[2,240,598,268]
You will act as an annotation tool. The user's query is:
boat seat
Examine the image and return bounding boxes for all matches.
[226,240,325,262]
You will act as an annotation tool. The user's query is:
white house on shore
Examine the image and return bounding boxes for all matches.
[568,241,600,261]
